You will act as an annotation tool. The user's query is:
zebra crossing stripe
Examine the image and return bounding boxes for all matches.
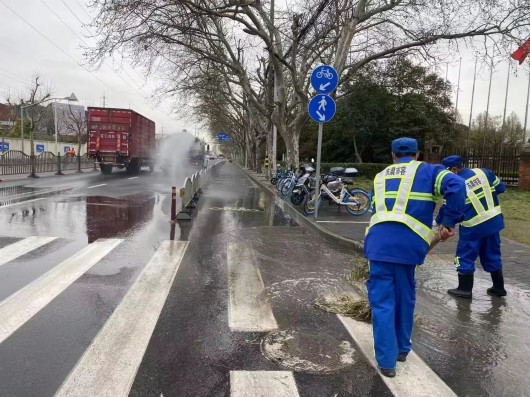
[338,315,457,397]
[230,371,300,397]
[227,242,278,332]
[0,236,57,268]
[55,241,188,397]
[0,238,123,345]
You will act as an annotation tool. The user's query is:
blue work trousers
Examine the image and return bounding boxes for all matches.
[367,261,416,370]
[455,233,502,275]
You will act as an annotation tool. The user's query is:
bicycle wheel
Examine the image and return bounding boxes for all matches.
[270,177,277,185]
[303,192,320,215]
[345,189,371,216]
[281,180,293,196]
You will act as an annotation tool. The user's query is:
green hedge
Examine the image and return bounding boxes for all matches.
[320,163,389,179]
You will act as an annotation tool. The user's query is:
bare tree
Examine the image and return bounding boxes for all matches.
[87,0,530,168]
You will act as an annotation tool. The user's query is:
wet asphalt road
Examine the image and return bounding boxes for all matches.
[0,163,529,396]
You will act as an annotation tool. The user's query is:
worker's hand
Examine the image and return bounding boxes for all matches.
[438,226,455,242]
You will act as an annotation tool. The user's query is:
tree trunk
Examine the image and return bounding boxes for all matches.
[283,127,300,170]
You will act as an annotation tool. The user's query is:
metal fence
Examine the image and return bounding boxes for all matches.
[0,150,94,176]
[441,146,520,186]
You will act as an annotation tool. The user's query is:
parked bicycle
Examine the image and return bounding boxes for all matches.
[303,176,370,216]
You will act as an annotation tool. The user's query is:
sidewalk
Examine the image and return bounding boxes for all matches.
[242,166,530,290]
[0,169,97,187]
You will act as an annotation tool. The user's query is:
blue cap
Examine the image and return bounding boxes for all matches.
[441,155,463,169]
[391,137,418,154]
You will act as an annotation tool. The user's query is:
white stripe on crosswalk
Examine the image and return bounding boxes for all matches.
[227,242,278,332]
[0,236,57,268]
[338,315,457,397]
[230,371,300,397]
[55,240,188,397]
[0,238,123,345]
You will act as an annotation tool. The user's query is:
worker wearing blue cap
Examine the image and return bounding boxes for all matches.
[438,155,507,299]
[365,138,466,378]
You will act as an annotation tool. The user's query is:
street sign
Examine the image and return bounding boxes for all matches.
[310,65,338,94]
[1,142,9,152]
[308,95,336,123]
[308,65,340,221]
[64,146,71,153]
[36,144,44,153]
[217,132,231,142]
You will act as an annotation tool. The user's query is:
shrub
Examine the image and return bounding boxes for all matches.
[320,162,389,179]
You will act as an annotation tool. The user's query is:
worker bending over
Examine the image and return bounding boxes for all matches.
[439,155,507,299]
[365,138,466,378]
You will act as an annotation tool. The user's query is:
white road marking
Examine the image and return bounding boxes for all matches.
[338,315,457,397]
[0,198,45,209]
[128,177,139,180]
[230,371,299,397]
[87,184,107,189]
[0,187,70,202]
[316,220,370,224]
[0,238,123,345]
[55,241,188,397]
[0,236,57,268]
[227,242,278,332]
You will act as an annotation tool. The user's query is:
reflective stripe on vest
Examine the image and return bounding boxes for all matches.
[368,160,436,244]
[461,168,501,228]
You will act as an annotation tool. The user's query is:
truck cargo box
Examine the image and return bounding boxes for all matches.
[87,107,155,174]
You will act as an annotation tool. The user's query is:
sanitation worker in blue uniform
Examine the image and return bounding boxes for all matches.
[364,138,466,378]
[439,155,507,299]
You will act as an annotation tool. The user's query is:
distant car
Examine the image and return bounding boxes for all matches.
[208,155,216,160]
[218,154,225,159]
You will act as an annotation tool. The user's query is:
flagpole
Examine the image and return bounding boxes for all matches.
[482,61,493,152]
[501,60,511,151]
[453,58,462,132]
[468,57,478,146]
[524,71,530,140]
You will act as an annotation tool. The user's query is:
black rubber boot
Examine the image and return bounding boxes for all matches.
[379,368,396,378]
[397,353,408,362]
[487,270,507,297]
[448,273,473,299]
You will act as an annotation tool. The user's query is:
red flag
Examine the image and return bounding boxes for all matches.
[511,37,530,65]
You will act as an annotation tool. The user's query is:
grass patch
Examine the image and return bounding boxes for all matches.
[500,187,530,246]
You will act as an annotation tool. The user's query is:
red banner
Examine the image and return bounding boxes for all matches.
[511,37,530,65]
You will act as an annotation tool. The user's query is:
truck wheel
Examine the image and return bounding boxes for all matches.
[127,160,140,175]
[100,164,112,175]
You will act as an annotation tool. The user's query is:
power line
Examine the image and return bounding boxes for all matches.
[58,0,92,36]
[0,0,126,102]
[40,0,89,46]
[73,0,93,20]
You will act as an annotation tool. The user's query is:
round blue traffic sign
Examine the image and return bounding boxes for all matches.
[310,65,338,94]
[308,95,336,123]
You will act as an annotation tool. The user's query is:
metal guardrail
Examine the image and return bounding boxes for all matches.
[175,161,224,221]
[0,150,94,176]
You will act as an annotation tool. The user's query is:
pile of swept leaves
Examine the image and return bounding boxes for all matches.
[314,260,372,323]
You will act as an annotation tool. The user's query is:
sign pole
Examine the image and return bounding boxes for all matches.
[314,122,323,220]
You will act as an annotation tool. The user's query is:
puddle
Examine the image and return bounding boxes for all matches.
[86,193,156,243]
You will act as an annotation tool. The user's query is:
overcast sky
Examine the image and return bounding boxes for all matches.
[1,0,530,138]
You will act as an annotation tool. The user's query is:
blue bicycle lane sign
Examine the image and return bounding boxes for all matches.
[310,65,338,94]
[308,94,336,123]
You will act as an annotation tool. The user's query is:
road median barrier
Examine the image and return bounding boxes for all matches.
[175,160,224,221]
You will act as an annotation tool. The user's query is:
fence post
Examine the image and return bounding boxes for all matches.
[170,186,177,221]
[55,152,64,176]
[518,143,530,191]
